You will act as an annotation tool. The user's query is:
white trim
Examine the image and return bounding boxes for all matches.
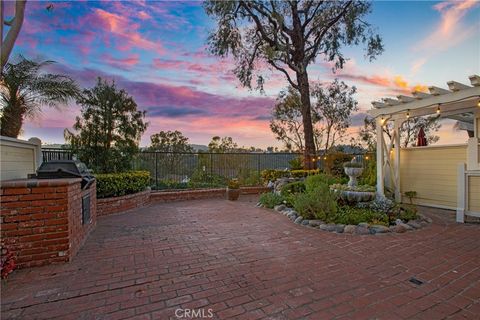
[417,202,457,211]
[457,163,466,223]
[403,143,468,151]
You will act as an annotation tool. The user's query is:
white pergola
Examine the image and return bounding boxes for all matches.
[367,75,480,214]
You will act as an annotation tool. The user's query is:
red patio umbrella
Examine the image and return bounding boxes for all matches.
[417,126,427,146]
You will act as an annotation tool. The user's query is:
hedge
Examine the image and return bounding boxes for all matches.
[95,171,151,199]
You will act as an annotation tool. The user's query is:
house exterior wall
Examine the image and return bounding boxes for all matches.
[400,144,468,209]
[468,175,480,213]
[0,136,42,181]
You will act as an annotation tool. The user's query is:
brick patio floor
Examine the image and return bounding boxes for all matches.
[1,196,480,320]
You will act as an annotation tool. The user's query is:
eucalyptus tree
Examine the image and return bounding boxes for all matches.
[204,0,383,168]
[0,56,79,137]
[312,79,358,154]
[270,86,323,151]
[1,0,27,72]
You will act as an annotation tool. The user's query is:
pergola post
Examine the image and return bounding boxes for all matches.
[393,120,401,202]
[376,117,384,197]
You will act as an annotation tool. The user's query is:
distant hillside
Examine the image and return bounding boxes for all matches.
[189,144,209,152]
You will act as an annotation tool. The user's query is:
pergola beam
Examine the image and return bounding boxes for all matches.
[448,81,471,92]
[368,86,480,117]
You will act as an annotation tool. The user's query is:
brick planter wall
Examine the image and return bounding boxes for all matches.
[97,189,151,216]
[0,178,96,268]
[150,186,271,203]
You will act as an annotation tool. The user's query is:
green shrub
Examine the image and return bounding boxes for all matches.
[261,169,289,183]
[332,206,389,225]
[96,171,150,198]
[280,181,306,207]
[280,181,306,197]
[190,169,228,186]
[305,173,339,192]
[238,168,262,186]
[293,183,338,220]
[259,192,284,209]
[290,169,320,178]
[288,157,303,170]
[359,159,376,186]
[227,179,240,189]
[397,204,418,222]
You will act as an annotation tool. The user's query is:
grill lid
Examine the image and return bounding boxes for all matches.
[36,160,95,190]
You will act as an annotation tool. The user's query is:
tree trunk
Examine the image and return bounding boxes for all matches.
[1,0,27,73]
[297,71,316,170]
[0,102,24,138]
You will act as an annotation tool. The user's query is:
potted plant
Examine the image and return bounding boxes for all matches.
[226,179,240,201]
[343,162,364,187]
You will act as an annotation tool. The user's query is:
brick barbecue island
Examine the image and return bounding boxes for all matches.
[0,178,97,268]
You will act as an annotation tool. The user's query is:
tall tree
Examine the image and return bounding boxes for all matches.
[312,79,358,154]
[204,0,383,168]
[149,130,193,153]
[64,78,148,173]
[149,130,194,176]
[270,86,322,151]
[0,56,79,137]
[208,136,239,153]
[1,0,27,73]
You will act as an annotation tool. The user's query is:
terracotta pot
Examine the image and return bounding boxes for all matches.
[226,188,240,201]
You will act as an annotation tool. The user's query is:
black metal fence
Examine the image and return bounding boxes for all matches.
[41,148,369,190]
[41,149,301,189]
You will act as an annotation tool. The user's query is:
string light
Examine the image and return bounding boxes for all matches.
[323,156,327,160]
[406,109,410,119]
[365,156,369,160]
[477,100,480,108]
[436,105,441,114]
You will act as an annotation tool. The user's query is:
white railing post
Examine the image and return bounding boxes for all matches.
[376,118,384,197]
[456,163,466,223]
[28,137,42,169]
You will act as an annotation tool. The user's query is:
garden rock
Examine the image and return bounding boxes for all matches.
[301,220,309,226]
[355,226,370,235]
[370,225,389,234]
[344,225,356,233]
[274,178,298,194]
[308,220,323,227]
[335,224,345,233]
[407,220,422,229]
[320,224,337,232]
[358,222,369,228]
[274,205,286,212]
[294,216,303,224]
[390,225,407,233]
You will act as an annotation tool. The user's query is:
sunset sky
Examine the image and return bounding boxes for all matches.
[6,0,480,148]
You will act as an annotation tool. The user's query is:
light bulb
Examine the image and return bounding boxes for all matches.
[436,106,441,114]
[406,110,410,119]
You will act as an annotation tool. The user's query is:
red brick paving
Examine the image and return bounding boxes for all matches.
[1,196,480,319]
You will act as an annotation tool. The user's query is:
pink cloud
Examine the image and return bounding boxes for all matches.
[417,0,479,52]
[101,53,140,70]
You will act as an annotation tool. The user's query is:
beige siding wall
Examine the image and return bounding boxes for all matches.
[0,137,41,181]
[400,145,467,209]
[468,175,480,213]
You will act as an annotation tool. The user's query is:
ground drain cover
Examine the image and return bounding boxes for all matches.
[409,277,424,285]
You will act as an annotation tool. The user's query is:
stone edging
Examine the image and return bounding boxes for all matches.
[97,189,151,216]
[259,204,432,235]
